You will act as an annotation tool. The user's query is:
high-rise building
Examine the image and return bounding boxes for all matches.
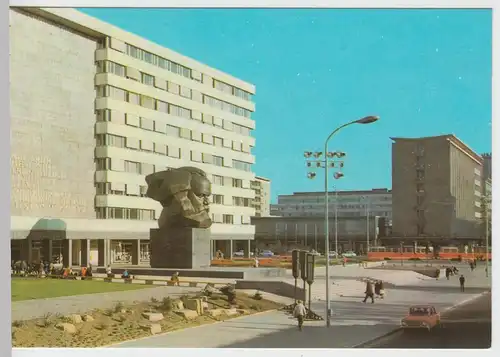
[251,176,271,217]
[10,7,256,265]
[481,153,492,181]
[391,134,483,245]
[271,189,392,220]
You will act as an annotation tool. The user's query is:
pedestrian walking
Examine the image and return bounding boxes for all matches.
[363,280,375,303]
[293,300,307,331]
[459,274,465,292]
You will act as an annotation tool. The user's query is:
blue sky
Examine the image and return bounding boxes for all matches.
[80,8,492,203]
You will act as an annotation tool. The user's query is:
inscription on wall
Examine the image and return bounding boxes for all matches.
[10,9,97,219]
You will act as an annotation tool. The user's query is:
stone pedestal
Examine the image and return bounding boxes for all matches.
[150,227,211,269]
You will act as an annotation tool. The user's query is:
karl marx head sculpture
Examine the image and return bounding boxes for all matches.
[145,166,212,229]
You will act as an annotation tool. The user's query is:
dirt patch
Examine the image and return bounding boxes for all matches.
[11,292,283,347]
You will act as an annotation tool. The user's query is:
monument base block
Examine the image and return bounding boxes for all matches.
[150,227,211,269]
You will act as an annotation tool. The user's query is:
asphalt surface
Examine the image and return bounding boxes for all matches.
[365,292,491,349]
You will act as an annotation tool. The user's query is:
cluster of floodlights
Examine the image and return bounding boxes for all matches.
[304,151,346,180]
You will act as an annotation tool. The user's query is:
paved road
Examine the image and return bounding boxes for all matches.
[114,286,486,348]
[365,292,491,348]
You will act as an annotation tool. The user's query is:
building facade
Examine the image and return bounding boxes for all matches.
[10,7,257,266]
[251,176,271,217]
[251,216,384,254]
[390,134,484,246]
[270,189,392,221]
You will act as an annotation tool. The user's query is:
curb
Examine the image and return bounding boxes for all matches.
[104,309,278,348]
[352,328,403,348]
[352,290,490,348]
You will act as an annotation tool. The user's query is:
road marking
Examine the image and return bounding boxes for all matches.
[351,291,490,348]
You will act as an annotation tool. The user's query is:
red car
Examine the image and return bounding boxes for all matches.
[401,305,441,331]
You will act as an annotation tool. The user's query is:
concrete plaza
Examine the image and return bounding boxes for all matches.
[113,266,490,348]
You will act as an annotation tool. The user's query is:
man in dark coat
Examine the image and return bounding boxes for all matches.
[363,281,375,303]
[459,275,465,292]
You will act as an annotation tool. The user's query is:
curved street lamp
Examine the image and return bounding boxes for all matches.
[304,115,379,328]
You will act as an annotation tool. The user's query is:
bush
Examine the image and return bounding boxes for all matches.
[409,257,421,261]
[252,291,263,300]
[450,258,461,262]
[113,302,124,313]
[161,297,173,312]
[384,257,392,261]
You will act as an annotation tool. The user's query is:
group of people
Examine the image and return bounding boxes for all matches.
[11,259,96,279]
[469,259,478,271]
[445,266,459,279]
[363,280,385,303]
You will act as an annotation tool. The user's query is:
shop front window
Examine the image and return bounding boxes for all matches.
[111,241,133,264]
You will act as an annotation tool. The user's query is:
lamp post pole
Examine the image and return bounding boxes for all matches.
[366,198,370,255]
[304,115,379,328]
[484,195,490,278]
[334,185,339,257]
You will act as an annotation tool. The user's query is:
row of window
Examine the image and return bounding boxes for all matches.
[97,85,191,119]
[97,61,252,119]
[95,125,251,156]
[94,206,250,224]
[203,94,251,118]
[97,109,251,143]
[95,134,252,172]
[96,85,252,137]
[95,207,156,220]
[122,42,253,102]
[211,214,251,225]
[214,79,251,101]
[211,194,252,207]
[125,43,191,79]
[278,196,392,204]
[95,182,148,197]
[95,154,252,176]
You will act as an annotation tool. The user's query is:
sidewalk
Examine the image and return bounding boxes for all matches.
[12,285,201,321]
[114,286,482,348]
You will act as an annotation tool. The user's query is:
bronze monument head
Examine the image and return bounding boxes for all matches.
[145,166,212,229]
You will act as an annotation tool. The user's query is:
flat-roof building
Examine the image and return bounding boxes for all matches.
[390,134,484,245]
[10,7,257,265]
[251,176,271,217]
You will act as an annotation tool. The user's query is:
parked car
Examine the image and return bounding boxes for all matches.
[342,251,357,258]
[260,250,274,257]
[401,305,441,332]
[328,251,339,258]
[233,250,245,257]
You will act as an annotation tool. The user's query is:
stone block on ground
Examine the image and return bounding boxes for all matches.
[149,323,162,335]
[185,298,203,315]
[224,308,239,316]
[201,300,209,311]
[66,314,82,324]
[175,309,199,320]
[139,323,162,334]
[172,301,184,310]
[82,315,94,322]
[236,309,250,315]
[55,322,77,334]
[207,309,223,318]
[142,312,164,322]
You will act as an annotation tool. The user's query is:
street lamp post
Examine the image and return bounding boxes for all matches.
[364,197,371,255]
[334,184,339,257]
[482,194,491,278]
[304,115,379,327]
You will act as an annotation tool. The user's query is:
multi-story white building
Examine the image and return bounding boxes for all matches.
[10,7,256,266]
[271,188,392,222]
[251,176,271,217]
